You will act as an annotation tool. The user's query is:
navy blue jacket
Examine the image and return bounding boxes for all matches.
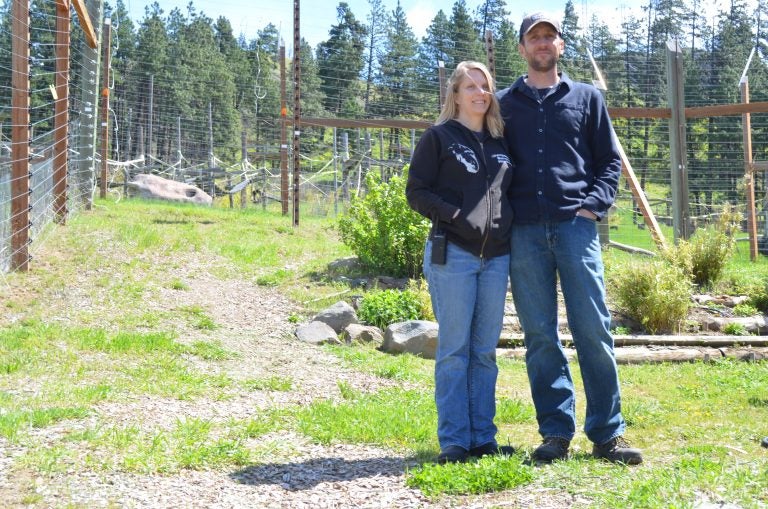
[496,73,621,223]
[406,119,515,259]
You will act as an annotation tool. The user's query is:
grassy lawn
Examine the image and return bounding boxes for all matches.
[0,198,766,507]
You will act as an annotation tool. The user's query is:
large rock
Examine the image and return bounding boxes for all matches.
[342,323,384,345]
[312,301,358,333]
[295,321,340,345]
[382,320,438,359]
[128,174,212,205]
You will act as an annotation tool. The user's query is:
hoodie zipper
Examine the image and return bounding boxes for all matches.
[475,135,492,259]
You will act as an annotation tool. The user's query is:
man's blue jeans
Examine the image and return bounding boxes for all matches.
[509,217,626,445]
[424,240,509,451]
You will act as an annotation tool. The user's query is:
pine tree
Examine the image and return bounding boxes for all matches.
[374,0,419,117]
[362,0,387,115]
[316,2,367,116]
[449,0,484,64]
[416,9,452,113]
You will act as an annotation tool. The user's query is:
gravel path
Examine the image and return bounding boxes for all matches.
[1,245,524,508]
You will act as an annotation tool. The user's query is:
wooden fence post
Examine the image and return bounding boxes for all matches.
[11,0,31,271]
[666,39,691,242]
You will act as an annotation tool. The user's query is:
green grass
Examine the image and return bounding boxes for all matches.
[242,376,294,392]
[1,198,767,507]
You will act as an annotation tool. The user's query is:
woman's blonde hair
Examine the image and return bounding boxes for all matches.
[436,60,504,138]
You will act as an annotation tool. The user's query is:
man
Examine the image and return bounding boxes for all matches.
[496,12,642,465]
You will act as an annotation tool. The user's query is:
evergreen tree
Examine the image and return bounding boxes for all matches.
[474,0,509,40]
[560,0,585,72]
[449,0,484,64]
[416,9,452,113]
[106,0,136,161]
[316,2,367,116]
[494,19,526,89]
[373,0,419,117]
[362,0,387,114]
[130,2,169,160]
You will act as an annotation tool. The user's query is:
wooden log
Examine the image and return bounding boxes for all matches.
[501,334,768,347]
[497,345,768,364]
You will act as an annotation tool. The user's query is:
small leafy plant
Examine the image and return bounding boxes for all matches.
[358,289,423,329]
[722,322,749,336]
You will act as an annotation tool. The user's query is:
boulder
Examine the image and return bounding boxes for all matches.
[128,174,212,205]
[382,320,438,359]
[342,323,384,345]
[295,321,340,345]
[312,301,358,333]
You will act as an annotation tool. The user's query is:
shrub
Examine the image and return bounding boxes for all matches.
[660,206,739,289]
[358,289,424,329]
[732,303,759,317]
[407,279,435,322]
[613,260,692,334]
[336,169,430,278]
[723,322,749,336]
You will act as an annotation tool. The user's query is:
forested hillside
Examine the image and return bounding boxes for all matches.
[1,0,766,171]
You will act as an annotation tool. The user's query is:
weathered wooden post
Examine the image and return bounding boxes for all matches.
[666,39,691,242]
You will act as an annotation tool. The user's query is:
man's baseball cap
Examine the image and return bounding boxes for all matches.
[519,12,562,41]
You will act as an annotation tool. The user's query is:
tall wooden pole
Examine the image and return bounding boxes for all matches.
[11,0,31,271]
[53,1,70,224]
[99,18,112,199]
[279,43,289,216]
[484,30,495,82]
[666,39,690,242]
[438,60,446,112]
[292,0,301,226]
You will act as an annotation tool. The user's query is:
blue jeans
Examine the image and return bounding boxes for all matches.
[509,217,626,445]
[424,240,510,451]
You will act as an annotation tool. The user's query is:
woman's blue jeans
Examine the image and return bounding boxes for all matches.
[424,240,509,451]
[508,217,626,445]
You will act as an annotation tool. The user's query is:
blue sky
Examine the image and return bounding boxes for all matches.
[123,0,755,51]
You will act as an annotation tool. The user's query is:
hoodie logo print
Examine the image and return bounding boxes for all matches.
[448,143,479,174]
[492,153,511,171]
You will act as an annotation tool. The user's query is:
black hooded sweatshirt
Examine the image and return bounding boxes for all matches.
[406,119,515,259]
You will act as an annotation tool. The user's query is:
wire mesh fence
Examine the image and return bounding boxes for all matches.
[1,0,768,272]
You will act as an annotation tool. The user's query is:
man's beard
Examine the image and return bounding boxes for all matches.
[529,54,557,73]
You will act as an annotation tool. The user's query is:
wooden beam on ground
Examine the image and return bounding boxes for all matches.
[498,345,768,364]
[71,0,98,49]
[741,80,758,261]
[613,131,667,249]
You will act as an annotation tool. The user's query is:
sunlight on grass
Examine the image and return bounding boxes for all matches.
[295,388,436,450]
[406,455,535,497]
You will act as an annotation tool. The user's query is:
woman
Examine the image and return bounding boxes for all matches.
[406,61,515,464]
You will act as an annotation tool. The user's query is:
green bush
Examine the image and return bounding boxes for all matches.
[336,169,430,278]
[358,289,424,329]
[722,322,749,336]
[613,260,692,334]
[733,303,759,317]
[660,207,739,289]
